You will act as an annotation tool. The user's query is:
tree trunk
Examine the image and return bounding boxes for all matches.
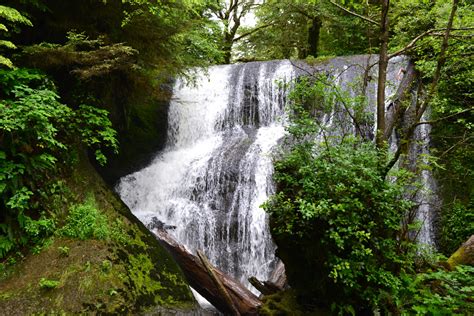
[383,60,417,140]
[307,16,322,58]
[153,228,262,315]
[223,32,233,64]
[383,0,459,175]
[447,235,474,270]
[376,0,390,148]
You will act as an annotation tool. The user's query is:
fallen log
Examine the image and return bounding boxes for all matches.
[447,235,474,270]
[248,277,281,296]
[249,261,287,297]
[197,250,240,315]
[154,228,262,315]
[268,260,287,290]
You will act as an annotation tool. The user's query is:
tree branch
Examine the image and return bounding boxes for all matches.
[415,107,473,126]
[383,0,460,176]
[233,23,274,42]
[388,27,474,59]
[329,1,378,26]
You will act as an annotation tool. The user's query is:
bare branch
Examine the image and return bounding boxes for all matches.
[329,1,378,26]
[388,27,474,59]
[416,107,473,126]
[440,134,472,158]
[233,23,274,42]
[383,0,460,176]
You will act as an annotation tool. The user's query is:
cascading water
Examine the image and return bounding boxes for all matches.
[117,61,294,289]
[116,56,437,301]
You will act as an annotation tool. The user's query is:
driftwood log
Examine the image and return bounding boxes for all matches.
[248,261,287,297]
[447,235,474,270]
[154,228,262,315]
[248,277,281,296]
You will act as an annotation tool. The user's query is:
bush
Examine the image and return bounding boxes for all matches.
[438,200,474,255]
[400,265,474,315]
[0,68,118,258]
[263,76,417,313]
[59,196,109,240]
[264,138,416,313]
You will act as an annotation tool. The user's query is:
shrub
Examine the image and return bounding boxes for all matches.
[59,196,109,240]
[263,76,417,313]
[400,265,474,315]
[0,68,118,258]
[264,138,416,313]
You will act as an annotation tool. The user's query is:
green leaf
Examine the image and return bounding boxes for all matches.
[0,40,16,49]
[0,55,13,68]
[0,5,32,26]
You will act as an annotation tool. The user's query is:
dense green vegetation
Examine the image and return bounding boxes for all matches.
[259,0,473,314]
[264,71,473,313]
[0,68,118,258]
[0,0,472,314]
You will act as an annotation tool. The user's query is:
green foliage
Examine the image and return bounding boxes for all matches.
[391,0,474,252]
[236,0,377,61]
[59,196,109,240]
[439,200,474,255]
[0,4,32,68]
[118,0,224,73]
[0,68,118,258]
[400,265,474,315]
[58,246,70,257]
[263,78,417,312]
[39,277,60,289]
[264,138,415,311]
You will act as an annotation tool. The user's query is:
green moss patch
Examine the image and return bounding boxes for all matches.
[0,155,195,314]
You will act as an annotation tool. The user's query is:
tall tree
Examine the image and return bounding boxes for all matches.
[331,0,462,158]
[211,0,256,63]
[236,0,377,61]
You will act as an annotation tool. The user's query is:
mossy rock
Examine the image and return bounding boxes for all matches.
[259,290,329,316]
[0,154,197,315]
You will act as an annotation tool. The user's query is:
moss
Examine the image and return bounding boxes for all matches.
[259,290,329,316]
[128,254,163,295]
[447,246,465,269]
[0,154,196,314]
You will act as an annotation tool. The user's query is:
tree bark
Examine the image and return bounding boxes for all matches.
[383,60,417,141]
[153,228,262,315]
[308,16,322,58]
[376,0,390,148]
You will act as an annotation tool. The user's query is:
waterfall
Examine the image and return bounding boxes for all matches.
[117,61,293,288]
[116,56,437,298]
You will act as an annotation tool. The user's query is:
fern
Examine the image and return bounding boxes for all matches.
[0,55,13,68]
[0,40,16,49]
[0,5,32,26]
[0,5,32,68]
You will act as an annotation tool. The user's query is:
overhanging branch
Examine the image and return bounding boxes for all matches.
[233,23,274,42]
[329,1,378,26]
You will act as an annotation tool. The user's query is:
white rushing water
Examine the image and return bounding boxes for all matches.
[117,57,437,299]
[117,61,294,288]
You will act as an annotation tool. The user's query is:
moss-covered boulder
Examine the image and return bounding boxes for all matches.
[0,155,196,315]
[447,235,474,270]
